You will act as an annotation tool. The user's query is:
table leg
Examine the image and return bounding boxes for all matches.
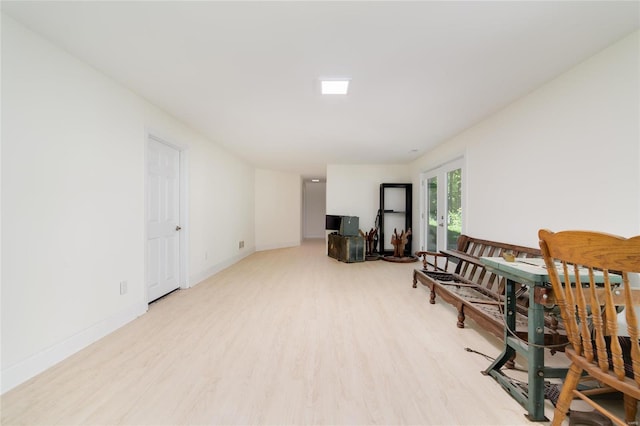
[526,284,548,421]
[483,278,517,372]
[482,279,549,421]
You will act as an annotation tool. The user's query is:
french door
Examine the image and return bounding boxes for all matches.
[422,158,464,253]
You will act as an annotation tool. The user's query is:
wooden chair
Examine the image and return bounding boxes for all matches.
[538,229,640,426]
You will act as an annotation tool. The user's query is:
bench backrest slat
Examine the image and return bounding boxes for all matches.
[450,235,541,297]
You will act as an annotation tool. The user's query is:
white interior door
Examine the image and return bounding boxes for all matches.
[422,158,464,253]
[147,137,181,302]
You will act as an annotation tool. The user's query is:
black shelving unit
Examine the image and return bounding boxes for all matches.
[379,183,412,256]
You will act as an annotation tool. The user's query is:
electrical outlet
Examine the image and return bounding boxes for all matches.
[239,240,244,249]
[119,281,128,295]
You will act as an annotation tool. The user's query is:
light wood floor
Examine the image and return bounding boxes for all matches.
[2,239,561,425]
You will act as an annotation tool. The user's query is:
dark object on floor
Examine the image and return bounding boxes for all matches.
[545,383,613,426]
[538,381,613,426]
[545,382,562,406]
[568,410,613,426]
[328,233,365,263]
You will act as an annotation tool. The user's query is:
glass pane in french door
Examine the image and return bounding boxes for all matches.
[427,176,438,251]
[446,168,462,250]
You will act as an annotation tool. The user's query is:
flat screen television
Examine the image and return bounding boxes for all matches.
[325,215,342,231]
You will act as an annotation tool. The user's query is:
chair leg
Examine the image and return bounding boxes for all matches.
[623,394,638,425]
[553,363,584,426]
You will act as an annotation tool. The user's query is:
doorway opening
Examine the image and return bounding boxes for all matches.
[302,179,326,239]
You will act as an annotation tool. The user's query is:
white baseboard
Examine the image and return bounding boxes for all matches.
[1,302,147,394]
[255,241,301,252]
[189,248,255,287]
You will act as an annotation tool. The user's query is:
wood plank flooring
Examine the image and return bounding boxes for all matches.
[2,239,554,425]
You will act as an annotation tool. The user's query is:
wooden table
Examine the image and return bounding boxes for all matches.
[479,256,622,422]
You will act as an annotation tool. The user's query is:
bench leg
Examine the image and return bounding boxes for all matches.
[429,288,436,304]
[457,304,465,328]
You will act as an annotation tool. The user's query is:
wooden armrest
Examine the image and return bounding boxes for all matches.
[415,251,449,271]
[440,249,484,267]
[415,251,447,258]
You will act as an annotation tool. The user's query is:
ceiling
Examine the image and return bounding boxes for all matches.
[3,1,639,179]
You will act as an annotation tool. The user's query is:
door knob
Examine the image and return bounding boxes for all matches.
[176,226,182,231]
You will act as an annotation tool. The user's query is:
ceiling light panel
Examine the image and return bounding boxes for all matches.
[321,80,350,95]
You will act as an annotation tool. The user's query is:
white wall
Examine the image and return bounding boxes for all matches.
[254,169,302,250]
[188,140,255,285]
[326,164,411,233]
[1,15,255,392]
[303,181,326,239]
[411,31,640,248]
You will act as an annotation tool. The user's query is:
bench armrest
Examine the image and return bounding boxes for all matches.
[415,251,449,271]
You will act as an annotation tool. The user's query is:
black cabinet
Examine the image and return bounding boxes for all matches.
[379,183,412,256]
